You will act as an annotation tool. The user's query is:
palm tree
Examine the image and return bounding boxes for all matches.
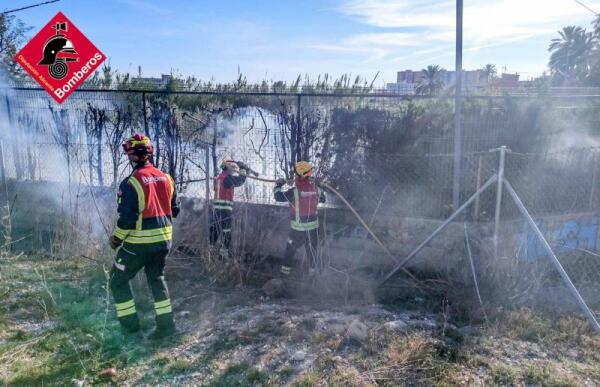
[481,64,497,82]
[415,65,445,96]
[548,26,595,82]
[588,16,600,86]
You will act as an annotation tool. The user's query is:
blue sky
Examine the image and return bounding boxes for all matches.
[8,0,598,85]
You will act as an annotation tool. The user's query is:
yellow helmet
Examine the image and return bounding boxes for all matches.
[295,161,313,177]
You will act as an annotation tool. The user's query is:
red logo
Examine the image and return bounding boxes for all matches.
[15,12,105,104]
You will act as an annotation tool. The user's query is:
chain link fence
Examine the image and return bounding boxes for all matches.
[3,86,600,320]
[2,87,599,215]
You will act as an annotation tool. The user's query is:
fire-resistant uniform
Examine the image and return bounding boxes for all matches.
[209,167,246,255]
[274,174,325,275]
[109,162,180,333]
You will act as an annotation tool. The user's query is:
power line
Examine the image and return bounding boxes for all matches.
[574,0,598,15]
[1,0,60,15]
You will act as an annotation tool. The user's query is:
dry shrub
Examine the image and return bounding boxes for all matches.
[363,330,450,386]
[496,308,552,342]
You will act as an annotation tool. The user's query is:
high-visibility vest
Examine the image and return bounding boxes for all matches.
[114,165,175,244]
[213,172,234,211]
[289,179,319,231]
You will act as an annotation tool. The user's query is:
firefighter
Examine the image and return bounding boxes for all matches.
[274,161,326,276]
[108,133,180,339]
[209,159,248,258]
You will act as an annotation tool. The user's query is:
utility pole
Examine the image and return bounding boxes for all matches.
[452,0,464,211]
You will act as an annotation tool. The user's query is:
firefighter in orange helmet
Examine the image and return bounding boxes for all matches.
[109,133,180,339]
[274,161,326,276]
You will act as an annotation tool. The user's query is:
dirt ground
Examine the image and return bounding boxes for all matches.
[2,253,600,386]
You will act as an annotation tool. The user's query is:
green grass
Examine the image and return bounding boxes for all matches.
[206,363,267,387]
[293,372,320,387]
[492,364,518,386]
[167,358,194,373]
[0,254,153,386]
[501,308,553,342]
[278,366,296,380]
[522,363,580,387]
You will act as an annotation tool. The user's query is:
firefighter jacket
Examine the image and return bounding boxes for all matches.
[212,171,246,211]
[113,163,179,246]
[274,177,325,231]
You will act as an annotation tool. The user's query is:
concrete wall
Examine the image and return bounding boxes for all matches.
[6,180,600,292]
[175,197,474,273]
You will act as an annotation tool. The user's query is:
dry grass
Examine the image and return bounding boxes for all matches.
[2,250,600,386]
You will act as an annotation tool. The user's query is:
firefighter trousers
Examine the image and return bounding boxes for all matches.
[282,228,321,274]
[109,244,174,332]
[209,208,233,250]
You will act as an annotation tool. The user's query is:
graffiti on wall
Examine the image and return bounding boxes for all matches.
[516,214,599,262]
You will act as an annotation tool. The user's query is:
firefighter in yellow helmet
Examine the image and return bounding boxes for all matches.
[274,161,325,276]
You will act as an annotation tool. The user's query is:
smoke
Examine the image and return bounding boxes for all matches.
[210,107,283,203]
[547,128,600,153]
[0,68,118,250]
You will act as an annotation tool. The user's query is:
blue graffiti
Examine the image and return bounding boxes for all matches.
[517,215,598,262]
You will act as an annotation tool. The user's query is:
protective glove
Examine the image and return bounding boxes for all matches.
[109,235,123,250]
[236,161,248,170]
[239,168,247,176]
[275,178,286,187]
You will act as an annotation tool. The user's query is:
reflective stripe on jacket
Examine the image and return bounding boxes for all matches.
[274,177,324,231]
[113,164,178,245]
[212,172,246,211]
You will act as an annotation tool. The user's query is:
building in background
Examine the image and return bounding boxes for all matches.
[386,70,424,95]
[133,74,177,89]
[385,81,418,95]
[442,69,487,92]
[132,66,183,89]
[397,70,424,84]
[386,69,490,95]
[496,73,520,88]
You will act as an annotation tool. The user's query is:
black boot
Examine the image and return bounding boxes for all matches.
[148,317,176,340]
[119,315,141,335]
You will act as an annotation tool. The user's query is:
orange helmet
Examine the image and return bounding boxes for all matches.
[122,133,153,156]
[295,161,313,177]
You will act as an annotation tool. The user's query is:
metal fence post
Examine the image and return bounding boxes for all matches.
[493,145,507,258]
[0,139,12,249]
[204,144,211,235]
[452,0,464,212]
[589,150,597,211]
[473,154,483,220]
[0,140,8,197]
[296,93,302,163]
[380,173,498,286]
[504,178,600,335]
[4,95,20,181]
[142,91,149,136]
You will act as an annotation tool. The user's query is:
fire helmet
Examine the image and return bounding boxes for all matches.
[122,133,154,157]
[295,161,313,177]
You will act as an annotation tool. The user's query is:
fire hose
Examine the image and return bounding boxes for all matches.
[245,174,420,283]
